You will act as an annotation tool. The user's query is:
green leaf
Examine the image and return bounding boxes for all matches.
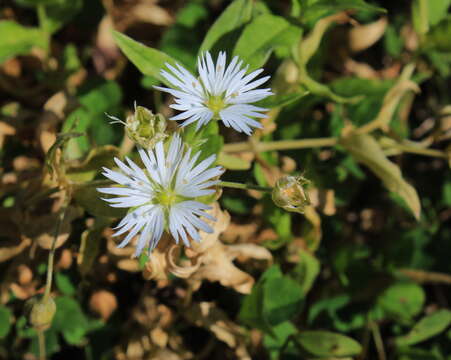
[53,297,89,345]
[221,196,251,214]
[302,0,386,24]
[55,273,76,296]
[182,121,223,160]
[239,265,304,333]
[396,309,451,346]
[199,0,253,53]
[233,14,301,70]
[293,331,362,357]
[113,31,178,86]
[290,250,320,295]
[0,306,12,338]
[38,0,83,34]
[427,16,451,52]
[340,133,421,220]
[428,0,451,26]
[376,282,425,323]
[263,321,298,359]
[62,80,122,158]
[412,0,430,35]
[0,21,46,64]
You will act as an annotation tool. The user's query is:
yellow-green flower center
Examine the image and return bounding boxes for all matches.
[156,190,177,207]
[206,95,226,116]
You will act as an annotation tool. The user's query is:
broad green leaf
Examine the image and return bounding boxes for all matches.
[302,0,386,24]
[331,77,394,126]
[263,321,298,359]
[199,0,253,53]
[113,31,178,86]
[53,297,89,345]
[234,14,301,70]
[384,25,404,57]
[396,309,451,346]
[62,80,122,159]
[262,196,292,248]
[291,250,320,295]
[293,331,362,357]
[221,196,251,215]
[340,133,421,220]
[0,306,12,338]
[55,273,76,296]
[239,265,304,333]
[0,21,46,64]
[428,0,451,26]
[376,282,425,323]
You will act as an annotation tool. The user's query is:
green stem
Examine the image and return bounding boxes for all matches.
[386,144,448,159]
[222,137,337,153]
[218,181,272,192]
[38,329,46,360]
[370,321,386,360]
[43,201,68,302]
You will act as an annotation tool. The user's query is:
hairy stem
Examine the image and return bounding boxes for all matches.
[222,137,337,153]
[218,181,272,192]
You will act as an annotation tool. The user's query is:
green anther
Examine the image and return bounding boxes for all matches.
[206,95,226,115]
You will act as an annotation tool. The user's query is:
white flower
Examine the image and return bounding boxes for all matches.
[98,134,223,256]
[154,51,273,135]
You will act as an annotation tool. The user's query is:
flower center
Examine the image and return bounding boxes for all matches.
[156,190,177,207]
[206,95,226,116]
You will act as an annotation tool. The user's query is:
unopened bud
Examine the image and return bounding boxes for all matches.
[26,295,56,331]
[108,105,168,149]
[272,175,311,213]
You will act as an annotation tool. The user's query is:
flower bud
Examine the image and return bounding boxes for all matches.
[272,175,311,213]
[26,295,56,331]
[109,105,168,149]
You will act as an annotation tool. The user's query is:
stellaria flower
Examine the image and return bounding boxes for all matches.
[98,134,224,256]
[154,51,273,135]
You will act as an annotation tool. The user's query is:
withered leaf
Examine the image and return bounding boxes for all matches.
[341,133,421,219]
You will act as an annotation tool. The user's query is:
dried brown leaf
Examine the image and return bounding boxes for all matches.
[185,302,245,348]
[349,17,387,53]
[89,290,118,320]
[0,237,31,262]
[24,206,81,250]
